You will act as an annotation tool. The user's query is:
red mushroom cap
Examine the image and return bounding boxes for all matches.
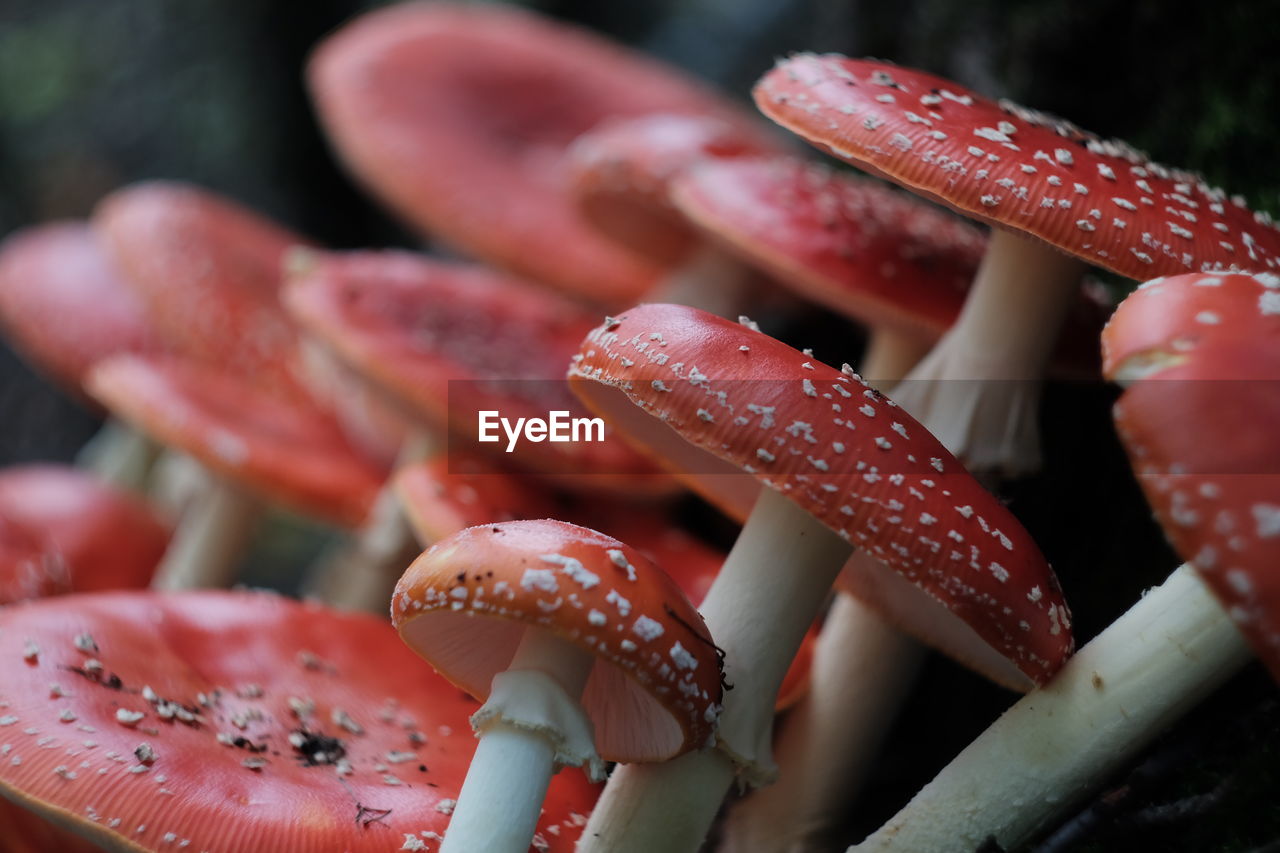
[282,249,674,496]
[0,590,599,851]
[308,2,766,306]
[569,304,1073,685]
[85,355,385,527]
[753,55,1280,279]
[0,222,160,404]
[393,519,724,762]
[1103,270,1280,383]
[93,181,315,400]
[1114,341,1280,680]
[0,465,169,596]
[0,512,68,604]
[567,113,785,267]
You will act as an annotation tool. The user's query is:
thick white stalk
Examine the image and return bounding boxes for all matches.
[442,628,596,853]
[717,328,927,853]
[578,487,853,853]
[76,419,163,494]
[890,228,1086,475]
[651,245,758,318]
[150,472,262,590]
[852,563,1252,853]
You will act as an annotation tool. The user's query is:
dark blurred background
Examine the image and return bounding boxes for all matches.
[0,1,1277,850]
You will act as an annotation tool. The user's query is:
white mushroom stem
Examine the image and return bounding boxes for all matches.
[75,419,163,494]
[891,228,1086,476]
[579,486,853,853]
[852,562,1252,853]
[650,245,760,319]
[717,328,929,853]
[150,472,262,590]
[442,626,598,853]
[303,429,438,612]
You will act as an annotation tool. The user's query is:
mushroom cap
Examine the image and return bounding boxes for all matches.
[93,181,315,401]
[568,304,1073,686]
[753,55,1280,279]
[85,355,385,527]
[0,589,599,851]
[0,222,160,404]
[0,465,169,597]
[1114,341,1280,681]
[670,156,1108,376]
[1103,270,1280,383]
[567,113,785,267]
[392,519,724,763]
[307,2,764,306]
[0,512,68,605]
[282,249,674,496]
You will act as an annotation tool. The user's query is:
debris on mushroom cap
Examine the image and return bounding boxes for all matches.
[392,519,724,762]
[0,590,599,852]
[85,355,385,528]
[281,249,675,497]
[1113,340,1280,681]
[308,2,768,307]
[1103,271,1280,383]
[0,465,169,598]
[753,54,1280,279]
[0,222,162,404]
[567,113,785,267]
[93,181,316,402]
[568,304,1074,684]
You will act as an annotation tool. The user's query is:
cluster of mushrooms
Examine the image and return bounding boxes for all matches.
[0,3,1276,852]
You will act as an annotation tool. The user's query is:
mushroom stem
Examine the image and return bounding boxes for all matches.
[890,228,1086,475]
[579,486,853,852]
[852,562,1251,853]
[75,420,163,494]
[650,245,758,318]
[151,472,262,589]
[441,627,596,853]
[717,328,929,853]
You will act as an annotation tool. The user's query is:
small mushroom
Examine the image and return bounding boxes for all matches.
[392,519,722,853]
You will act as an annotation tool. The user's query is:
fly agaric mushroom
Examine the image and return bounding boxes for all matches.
[86,354,385,590]
[567,304,1073,851]
[392,519,722,853]
[0,465,169,599]
[851,271,1280,852]
[308,1,768,307]
[0,512,68,605]
[0,222,165,489]
[0,589,599,851]
[754,54,1280,475]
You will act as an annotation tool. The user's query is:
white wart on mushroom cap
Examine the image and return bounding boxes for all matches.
[0,589,599,852]
[568,304,1073,687]
[392,519,724,763]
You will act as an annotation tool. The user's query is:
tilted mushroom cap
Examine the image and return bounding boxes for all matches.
[753,55,1280,278]
[0,222,160,405]
[1114,340,1280,680]
[0,465,169,596]
[569,304,1073,686]
[567,113,785,267]
[671,156,1106,374]
[85,355,384,527]
[283,249,674,496]
[393,519,724,762]
[93,181,315,401]
[308,2,766,306]
[0,590,599,851]
[1103,270,1280,383]
[0,513,68,605]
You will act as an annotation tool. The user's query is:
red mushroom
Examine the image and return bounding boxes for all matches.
[754,55,1280,474]
[308,2,768,307]
[851,271,1279,852]
[566,304,1071,851]
[393,519,721,852]
[0,589,599,851]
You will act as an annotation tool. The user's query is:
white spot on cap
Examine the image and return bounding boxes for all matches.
[520,569,559,594]
[670,642,698,671]
[632,616,665,642]
[1253,504,1280,538]
[541,554,600,589]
